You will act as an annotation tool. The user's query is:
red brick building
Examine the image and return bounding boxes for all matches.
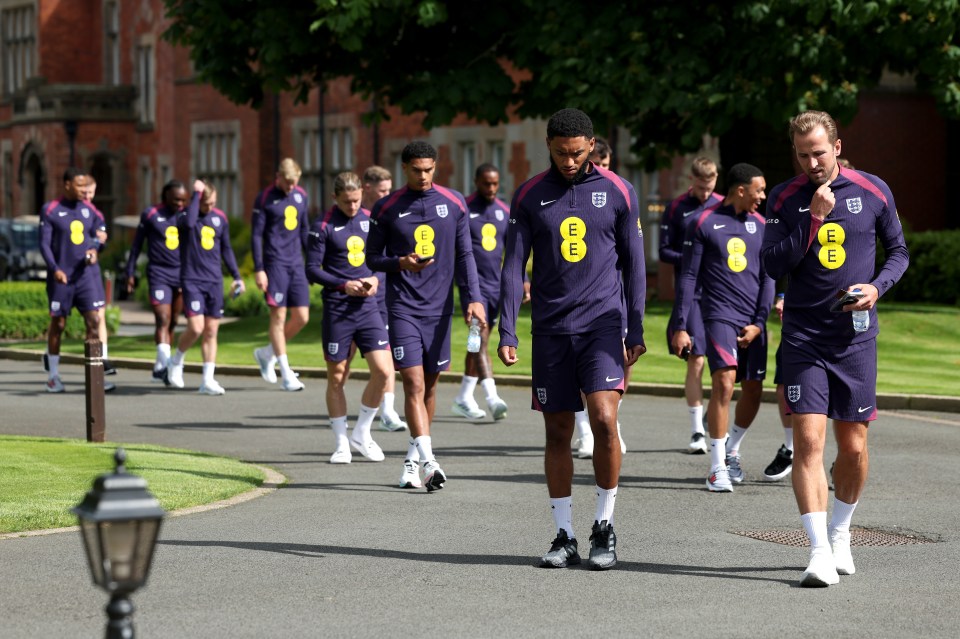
[0,1,950,297]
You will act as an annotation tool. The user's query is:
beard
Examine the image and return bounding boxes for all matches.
[550,157,590,183]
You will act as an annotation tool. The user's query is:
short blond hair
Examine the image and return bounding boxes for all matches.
[278,158,302,181]
[789,111,839,144]
[362,165,392,185]
[334,172,362,196]
[690,156,718,179]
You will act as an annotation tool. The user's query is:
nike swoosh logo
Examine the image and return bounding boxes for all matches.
[858,406,873,413]
[437,359,450,366]
[605,376,621,383]
[398,212,413,218]
[59,211,67,216]
[334,226,345,231]
[541,199,557,206]
[683,211,697,217]
[799,207,810,212]
[378,340,388,345]
[158,217,166,222]
[756,369,765,375]
[469,213,480,218]
[713,224,725,229]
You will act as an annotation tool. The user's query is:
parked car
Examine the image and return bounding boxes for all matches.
[0,215,46,281]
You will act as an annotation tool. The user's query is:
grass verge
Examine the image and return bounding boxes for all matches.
[0,436,267,535]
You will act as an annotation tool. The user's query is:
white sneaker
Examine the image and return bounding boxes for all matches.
[800,551,840,587]
[253,347,277,384]
[46,376,64,393]
[488,398,508,420]
[281,375,304,392]
[688,432,709,454]
[198,379,226,396]
[378,413,408,432]
[452,400,486,420]
[349,436,385,462]
[830,529,856,575]
[166,363,185,389]
[330,447,352,464]
[104,381,117,393]
[617,421,626,455]
[706,466,733,492]
[726,452,744,484]
[576,433,594,459]
[399,459,422,488]
[422,460,447,492]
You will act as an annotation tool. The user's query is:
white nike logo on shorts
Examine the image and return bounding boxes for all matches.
[683,210,697,217]
[858,405,873,413]
[378,340,388,345]
[605,376,621,383]
[398,212,413,218]
[540,199,557,206]
[437,359,450,366]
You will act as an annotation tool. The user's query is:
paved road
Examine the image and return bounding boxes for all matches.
[2,357,959,638]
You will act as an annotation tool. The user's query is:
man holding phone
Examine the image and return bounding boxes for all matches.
[366,140,485,492]
[762,111,909,587]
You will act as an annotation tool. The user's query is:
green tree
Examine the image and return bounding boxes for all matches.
[164,0,960,168]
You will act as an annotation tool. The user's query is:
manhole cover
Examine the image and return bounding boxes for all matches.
[732,527,939,547]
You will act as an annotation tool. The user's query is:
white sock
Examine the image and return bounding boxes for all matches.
[575,411,591,438]
[406,437,420,463]
[457,375,478,404]
[414,435,434,463]
[155,344,170,370]
[710,438,726,470]
[726,424,749,454]
[829,498,858,534]
[48,354,60,378]
[171,349,185,367]
[381,392,398,418]
[595,486,618,525]
[331,416,349,449]
[353,404,378,442]
[550,496,574,538]
[689,405,705,434]
[101,343,109,360]
[480,377,498,403]
[784,427,794,451]
[277,353,293,377]
[801,511,830,553]
[202,362,215,383]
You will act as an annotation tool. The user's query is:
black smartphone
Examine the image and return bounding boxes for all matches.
[361,280,373,290]
[829,288,864,313]
[680,346,691,361]
[416,256,434,264]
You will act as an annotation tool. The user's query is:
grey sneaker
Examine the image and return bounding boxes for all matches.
[726,452,744,484]
[587,520,617,570]
[539,529,580,568]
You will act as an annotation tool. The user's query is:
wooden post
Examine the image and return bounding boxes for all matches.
[85,339,106,442]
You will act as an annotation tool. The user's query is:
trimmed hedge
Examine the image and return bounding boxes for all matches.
[0,282,121,339]
[881,230,960,305]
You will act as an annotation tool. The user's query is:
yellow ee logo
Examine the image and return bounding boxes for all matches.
[346,235,365,267]
[560,216,587,263]
[414,224,435,258]
[70,220,85,246]
[817,222,846,270]
[726,237,747,273]
[165,226,179,250]
[284,205,299,231]
[481,223,497,252]
[201,225,216,251]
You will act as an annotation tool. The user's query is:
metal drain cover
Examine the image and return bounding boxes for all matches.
[732,527,939,547]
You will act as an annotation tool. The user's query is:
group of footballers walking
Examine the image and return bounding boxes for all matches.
[37,107,907,585]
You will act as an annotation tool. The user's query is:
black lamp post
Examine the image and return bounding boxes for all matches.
[73,448,166,639]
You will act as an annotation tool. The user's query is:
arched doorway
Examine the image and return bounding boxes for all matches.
[18,143,46,215]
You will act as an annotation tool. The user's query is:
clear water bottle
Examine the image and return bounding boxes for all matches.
[466,317,481,353]
[851,289,869,333]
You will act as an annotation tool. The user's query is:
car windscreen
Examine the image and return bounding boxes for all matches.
[11,222,39,250]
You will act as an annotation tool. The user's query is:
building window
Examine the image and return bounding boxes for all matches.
[89,154,116,222]
[1,4,36,96]
[323,125,354,207]
[139,161,153,210]
[136,42,155,125]
[2,143,12,216]
[296,127,322,216]
[459,142,476,193]
[104,1,120,86]
[195,126,240,217]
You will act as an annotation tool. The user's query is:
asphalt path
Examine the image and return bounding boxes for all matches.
[1,357,959,638]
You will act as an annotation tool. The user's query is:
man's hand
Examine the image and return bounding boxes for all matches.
[399,253,433,272]
[498,345,517,366]
[126,275,136,294]
[670,329,692,359]
[343,280,371,297]
[84,249,98,266]
[54,269,68,284]
[844,283,879,311]
[254,270,268,292]
[774,295,785,322]
[465,301,487,328]
[810,180,836,220]
[522,281,532,304]
[625,343,646,367]
[737,324,762,348]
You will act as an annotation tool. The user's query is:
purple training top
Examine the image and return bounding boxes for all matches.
[498,163,646,349]
[178,191,240,283]
[455,192,511,303]
[125,203,181,281]
[761,166,909,345]
[39,198,103,280]
[366,184,482,317]
[250,184,309,271]
[306,204,378,306]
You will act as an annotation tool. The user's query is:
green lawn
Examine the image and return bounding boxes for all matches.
[9,300,959,397]
[0,437,268,534]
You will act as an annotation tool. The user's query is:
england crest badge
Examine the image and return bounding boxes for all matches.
[592,192,607,208]
[745,220,757,234]
[536,387,548,405]
[360,220,369,233]
[393,346,404,360]
[495,209,504,221]
[436,204,448,218]
[327,343,339,356]
[846,197,862,214]
[787,385,801,403]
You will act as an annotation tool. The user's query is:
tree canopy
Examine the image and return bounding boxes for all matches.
[163,0,960,168]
